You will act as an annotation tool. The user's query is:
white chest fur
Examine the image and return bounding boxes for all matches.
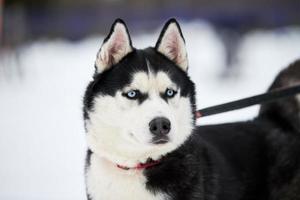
[86,154,166,200]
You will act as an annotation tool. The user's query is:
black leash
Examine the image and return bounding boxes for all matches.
[195,84,300,118]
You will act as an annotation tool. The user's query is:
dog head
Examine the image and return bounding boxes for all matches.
[83,19,196,167]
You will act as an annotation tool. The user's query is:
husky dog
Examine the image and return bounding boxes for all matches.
[83,18,300,200]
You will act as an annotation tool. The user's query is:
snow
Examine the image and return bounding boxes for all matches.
[0,21,300,199]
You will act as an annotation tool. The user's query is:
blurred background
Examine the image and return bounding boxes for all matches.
[1,0,300,199]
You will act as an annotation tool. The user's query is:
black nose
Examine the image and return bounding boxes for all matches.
[149,117,171,136]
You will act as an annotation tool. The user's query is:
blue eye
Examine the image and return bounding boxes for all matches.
[127,91,136,98]
[123,90,140,100]
[165,88,177,98]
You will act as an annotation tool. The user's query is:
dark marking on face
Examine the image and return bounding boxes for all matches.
[83,48,196,123]
[159,88,178,102]
[121,90,149,104]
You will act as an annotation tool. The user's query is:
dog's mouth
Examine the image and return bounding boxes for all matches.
[129,132,170,145]
[152,136,169,144]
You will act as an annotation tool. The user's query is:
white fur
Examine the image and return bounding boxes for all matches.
[85,71,193,199]
[95,22,132,73]
[86,154,167,200]
[126,71,177,94]
[86,71,193,167]
[157,22,188,71]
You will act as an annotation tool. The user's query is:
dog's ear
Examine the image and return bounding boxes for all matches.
[95,19,133,73]
[155,19,188,72]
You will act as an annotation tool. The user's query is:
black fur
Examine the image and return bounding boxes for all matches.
[83,48,196,121]
[144,61,300,200]
[83,19,300,200]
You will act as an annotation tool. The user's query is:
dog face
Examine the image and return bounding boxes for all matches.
[83,19,196,167]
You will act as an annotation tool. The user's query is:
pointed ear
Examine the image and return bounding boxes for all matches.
[95,19,133,73]
[155,19,188,71]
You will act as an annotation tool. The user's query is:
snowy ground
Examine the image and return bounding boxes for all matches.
[0,20,300,200]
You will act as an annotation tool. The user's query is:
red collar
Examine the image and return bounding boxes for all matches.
[195,111,202,119]
[117,160,161,170]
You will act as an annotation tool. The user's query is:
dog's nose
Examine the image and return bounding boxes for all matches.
[149,117,171,136]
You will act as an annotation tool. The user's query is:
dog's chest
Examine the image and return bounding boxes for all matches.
[86,155,166,200]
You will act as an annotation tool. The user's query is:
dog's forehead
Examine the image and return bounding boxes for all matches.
[89,48,192,97]
[127,71,176,92]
